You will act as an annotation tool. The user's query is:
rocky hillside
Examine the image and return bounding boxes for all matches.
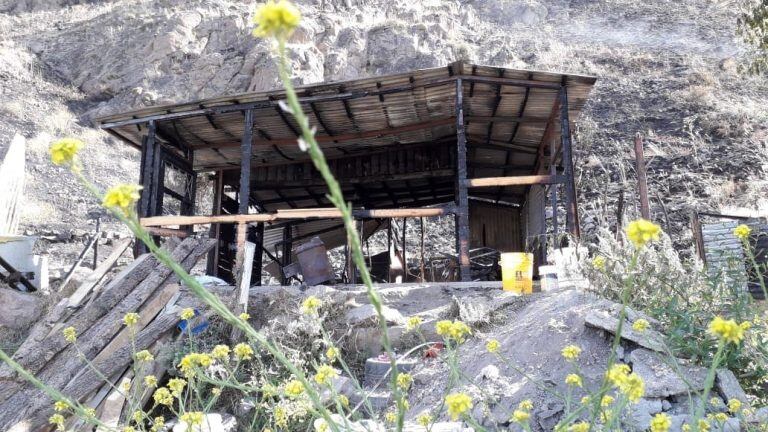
[1,0,766,248]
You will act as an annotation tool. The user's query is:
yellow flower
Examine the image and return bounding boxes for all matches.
[565,373,582,387]
[50,138,83,166]
[561,345,582,361]
[178,352,213,376]
[301,296,322,314]
[444,392,472,420]
[568,422,590,432]
[314,364,338,386]
[632,318,650,333]
[151,416,165,432]
[592,255,606,270]
[234,342,254,360]
[212,387,222,396]
[135,350,154,362]
[626,218,662,248]
[84,407,96,418]
[168,378,186,397]
[120,380,131,393]
[619,373,645,402]
[708,316,746,344]
[511,410,530,423]
[406,316,423,331]
[385,410,397,423]
[741,321,752,331]
[650,413,671,432]
[144,375,158,387]
[132,410,144,423]
[682,425,691,432]
[274,406,288,427]
[734,224,752,240]
[580,396,591,405]
[62,326,77,343]
[179,308,195,320]
[435,320,472,343]
[315,418,329,432]
[600,395,615,407]
[103,184,142,215]
[338,394,349,408]
[211,344,231,360]
[153,387,173,406]
[697,419,711,431]
[326,346,339,362]
[435,320,452,336]
[252,0,301,39]
[711,412,728,422]
[417,412,433,427]
[123,427,136,432]
[123,312,140,327]
[486,339,501,353]
[396,373,413,390]
[239,312,251,320]
[180,411,204,426]
[518,399,533,411]
[53,400,69,412]
[728,398,742,413]
[605,363,631,386]
[284,379,305,397]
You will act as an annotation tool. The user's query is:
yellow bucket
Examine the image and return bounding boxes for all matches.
[500,252,533,294]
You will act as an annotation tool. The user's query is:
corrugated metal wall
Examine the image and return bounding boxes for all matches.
[700,219,768,299]
[469,201,521,252]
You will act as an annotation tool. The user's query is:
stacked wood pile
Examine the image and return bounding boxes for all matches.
[0,237,215,431]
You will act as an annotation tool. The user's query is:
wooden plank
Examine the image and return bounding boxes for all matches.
[465,175,565,187]
[232,241,255,341]
[96,371,133,430]
[139,207,454,227]
[67,238,132,308]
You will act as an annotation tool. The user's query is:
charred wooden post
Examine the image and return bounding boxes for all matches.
[454,78,471,282]
[559,86,580,239]
[235,109,254,283]
[280,224,292,285]
[136,120,158,255]
[550,124,559,239]
[634,133,651,220]
[251,222,264,286]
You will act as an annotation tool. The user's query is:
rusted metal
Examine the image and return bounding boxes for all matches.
[634,133,651,220]
[295,237,334,285]
[0,255,36,292]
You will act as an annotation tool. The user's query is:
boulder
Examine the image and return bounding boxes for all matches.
[585,310,666,352]
[346,304,405,327]
[0,288,43,330]
[623,398,663,430]
[629,349,707,397]
[715,369,748,403]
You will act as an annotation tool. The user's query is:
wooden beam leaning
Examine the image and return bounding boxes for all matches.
[559,86,580,239]
[465,175,565,188]
[454,78,471,282]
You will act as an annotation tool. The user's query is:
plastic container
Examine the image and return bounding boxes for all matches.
[538,265,559,292]
[499,252,533,294]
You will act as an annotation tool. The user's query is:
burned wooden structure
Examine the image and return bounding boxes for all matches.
[96,62,596,284]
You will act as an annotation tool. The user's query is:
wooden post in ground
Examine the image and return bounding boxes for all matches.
[280,224,292,285]
[232,240,255,341]
[634,133,651,220]
[454,78,471,282]
[559,86,580,240]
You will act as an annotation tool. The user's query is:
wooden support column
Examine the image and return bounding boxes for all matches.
[235,109,254,283]
[559,87,580,239]
[206,171,224,276]
[136,121,158,256]
[280,224,292,285]
[550,121,558,240]
[454,78,471,281]
[252,222,264,286]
